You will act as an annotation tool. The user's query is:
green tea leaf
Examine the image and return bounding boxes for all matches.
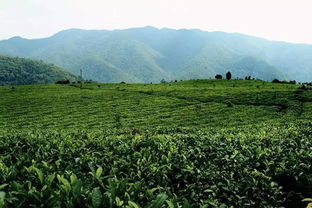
[147,193,168,208]
[33,167,44,184]
[0,191,5,208]
[128,201,140,208]
[96,167,103,180]
[0,184,8,190]
[91,187,102,208]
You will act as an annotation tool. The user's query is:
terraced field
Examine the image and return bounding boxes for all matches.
[0,80,311,208]
[0,80,310,130]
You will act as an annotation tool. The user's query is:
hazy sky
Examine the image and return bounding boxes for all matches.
[1,0,312,43]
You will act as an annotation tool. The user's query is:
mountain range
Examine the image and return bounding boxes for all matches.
[0,26,312,83]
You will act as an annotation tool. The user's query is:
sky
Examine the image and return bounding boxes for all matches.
[1,0,312,44]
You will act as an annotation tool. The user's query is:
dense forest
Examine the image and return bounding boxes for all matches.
[0,55,77,85]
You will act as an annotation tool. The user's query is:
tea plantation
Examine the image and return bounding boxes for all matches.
[0,80,311,208]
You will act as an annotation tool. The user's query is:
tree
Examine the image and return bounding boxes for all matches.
[226,72,232,80]
[160,79,167,84]
[215,74,222,79]
[272,79,280,83]
[55,80,70,84]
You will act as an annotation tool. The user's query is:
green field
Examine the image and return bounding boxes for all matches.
[0,80,312,208]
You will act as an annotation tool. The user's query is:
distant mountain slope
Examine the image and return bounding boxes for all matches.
[0,55,77,85]
[228,57,286,80]
[0,27,311,83]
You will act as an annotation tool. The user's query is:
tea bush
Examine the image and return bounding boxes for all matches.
[0,122,311,207]
[0,80,312,207]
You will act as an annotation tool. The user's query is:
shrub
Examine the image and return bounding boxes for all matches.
[55,80,70,84]
[1,122,311,207]
[215,74,222,79]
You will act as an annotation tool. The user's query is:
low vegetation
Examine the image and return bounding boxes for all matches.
[0,79,311,207]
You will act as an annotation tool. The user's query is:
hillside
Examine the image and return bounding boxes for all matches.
[1,27,312,83]
[0,55,78,85]
[0,80,312,207]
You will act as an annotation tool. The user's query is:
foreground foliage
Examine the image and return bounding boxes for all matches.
[0,122,312,207]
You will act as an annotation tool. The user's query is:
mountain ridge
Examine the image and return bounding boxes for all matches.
[0,27,311,83]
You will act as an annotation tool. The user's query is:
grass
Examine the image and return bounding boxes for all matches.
[0,79,312,207]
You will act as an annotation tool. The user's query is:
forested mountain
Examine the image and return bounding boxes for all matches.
[0,55,77,85]
[0,27,311,83]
